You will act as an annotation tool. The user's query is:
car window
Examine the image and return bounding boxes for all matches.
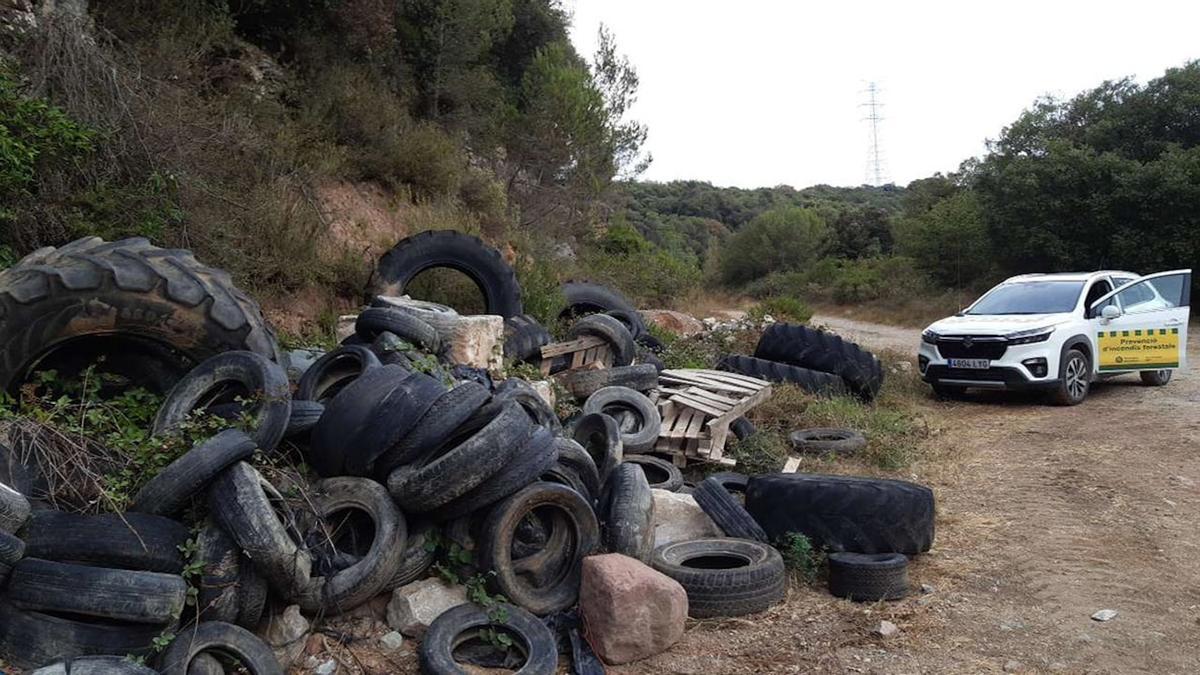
[1082,280,1112,315]
[966,281,1085,315]
[1114,276,1137,287]
[1110,273,1187,314]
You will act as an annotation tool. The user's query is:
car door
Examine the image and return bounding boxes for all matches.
[1089,269,1191,373]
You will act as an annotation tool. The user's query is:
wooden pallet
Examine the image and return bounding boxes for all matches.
[655,369,772,467]
[539,335,612,375]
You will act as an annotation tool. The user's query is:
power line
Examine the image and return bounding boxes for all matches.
[859,82,889,186]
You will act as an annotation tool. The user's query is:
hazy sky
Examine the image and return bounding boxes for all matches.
[566,0,1200,189]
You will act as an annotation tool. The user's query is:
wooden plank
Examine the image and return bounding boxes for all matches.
[570,349,586,369]
[692,369,771,388]
[683,409,707,440]
[783,456,802,473]
[671,394,729,418]
[661,369,767,392]
[541,335,607,359]
[680,387,740,407]
[668,409,694,440]
[706,385,773,429]
[659,375,759,396]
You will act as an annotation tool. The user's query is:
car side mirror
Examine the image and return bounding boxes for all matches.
[1100,304,1122,320]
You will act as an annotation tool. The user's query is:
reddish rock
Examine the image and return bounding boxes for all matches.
[641,310,704,338]
[579,553,687,665]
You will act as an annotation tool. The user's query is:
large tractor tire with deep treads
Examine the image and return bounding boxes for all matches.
[745,473,935,554]
[717,354,847,396]
[367,230,523,318]
[754,324,884,401]
[0,237,284,394]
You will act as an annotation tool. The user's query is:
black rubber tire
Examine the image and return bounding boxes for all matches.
[565,314,636,367]
[638,349,665,372]
[1051,348,1091,406]
[354,307,441,353]
[375,381,491,477]
[298,477,407,615]
[0,480,30,533]
[745,473,935,554]
[7,558,188,624]
[157,621,283,675]
[706,471,749,496]
[20,510,189,573]
[368,230,523,317]
[717,354,847,396]
[0,236,283,395]
[571,413,623,485]
[789,428,867,456]
[731,417,757,441]
[605,308,646,340]
[284,400,324,438]
[560,281,639,323]
[0,598,163,669]
[209,461,312,599]
[623,455,684,492]
[602,463,655,562]
[693,477,769,542]
[754,323,885,401]
[340,370,446,477]
[420,603,557,675]
[551,438,602,501]
[827,552,909,601]
[637,332,665,353]
[434,426,558,521]
[30,656,159,674]
[504,314,552,364]
[388,401,532,514]
[479,483,600,615]
[582,386,661,453]
[194,519,242,625]
[495,378,562,435]
[1140,369,1173,386]
[370,331,417,369]
[234,564,267,629]
[555,363,658,400]
[370,296,462,337]
[130,429,257,517]
[0,530,25,585]
[295,345,381,403]
[153,350,292,453]
[385,520,437,590]
[651,538,785,618]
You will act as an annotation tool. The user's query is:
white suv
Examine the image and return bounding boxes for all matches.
[919,269,1192,405]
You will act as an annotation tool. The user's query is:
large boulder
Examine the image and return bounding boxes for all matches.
[579,553,687,664]
[260,604,309,669]
[641,310,704,338]
[650,488,721,548]
[386,578,467,638]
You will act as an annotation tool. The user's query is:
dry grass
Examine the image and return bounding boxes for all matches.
[811,289,973,328]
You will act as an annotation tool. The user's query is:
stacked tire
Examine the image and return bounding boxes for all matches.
[752,323,885,401]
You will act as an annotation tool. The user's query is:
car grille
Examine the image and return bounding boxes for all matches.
[936,336,1007,360]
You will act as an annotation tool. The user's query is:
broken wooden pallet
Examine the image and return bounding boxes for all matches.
[538,335,612,376]
[655,369,772,467]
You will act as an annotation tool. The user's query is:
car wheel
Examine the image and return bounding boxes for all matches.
[1139,369,1172,386]
[1052,349,1090,406]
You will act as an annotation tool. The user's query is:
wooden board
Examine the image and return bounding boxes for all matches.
[653,368,773,468]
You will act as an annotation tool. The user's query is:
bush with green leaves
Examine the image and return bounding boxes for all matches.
[718,206,830,286]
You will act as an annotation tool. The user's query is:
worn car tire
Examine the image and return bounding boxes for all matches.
[388,401,532,513]
[717,354,846,396]
[0,481,30,533]
[560,281,639,323]
[370,296,462,337]
[0,530,24,585]
[583,386,660,453]
[789,428,867,456]
[479,483,600,615]
[827,552,909,601]
[731,417,757,441]
[754,324,884,401]
[651,538,785,618]
[153,351,291,453]
[0,237,283,395]
[707,471,749,496]
[341,370,446,476]
[284,400,324,439]
[157,621,282,675]
[420,603,557,675]
[565,314,636,367]
[495,378,562,435]
[7,558,187,624]
[354,307,441,353]
[555,363,658,400]
[693,477,769,542]
[504,314,552,365]
[602,463,655,562]
[571,413,623,485]
[194,519,241,624]
[0,598,163,669]
[308,364,407,476]
[375,381,490,476]
[295,345,380,403]
[604,308,646,340]
[209,462,312,599]
[368,230,523,317]
[21,510,188,573]
[746,473,935,554]
[386,521,437,591]
[623,455,683,492]
[434,427,557,521]
[551,438,602,501]
[131,429,257,517]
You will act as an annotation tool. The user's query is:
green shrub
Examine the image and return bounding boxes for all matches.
[515,252,567,329]
[749,296,812,324]
[830,264,884,304]
[719,206,830,285]
[726,430,788,475]
[777,532,823,583]
[578,226,701,308]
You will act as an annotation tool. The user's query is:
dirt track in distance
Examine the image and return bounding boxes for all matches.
[623,321,1200,674]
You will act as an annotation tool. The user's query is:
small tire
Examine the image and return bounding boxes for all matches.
[560,281,639,324]
[385,521,437,591]
[731,417,757,441]
[692,477,769,542]
[582,386,661,453]
[194,519,241,625]
[130,429,257,517]
[295,345,381,403]
[495,377,562,435]
[1140,369,1173,386]
[153,351,292,453]
[1,530,25,585]
[551,438,602,501]
[827,551,909,601]
[605,308,646,340]
[565,314,636,367]
[571,413,623,485]
[650,538,785,618]
[20,510,189,574]
[1051,348,1091,406]
[623,455,683,492]
[0,481,31,534]
[157,621,282,675]
[420,603,557,675]
[788,428,867,456]
[284,400,324,439]
[433,426,558,521]
[601,463,655,562]
[7,558,187,624]
[354,307,441,353]
[504,314,552,365]
[0,598,163,669]
[555,363,659,400]
[374,381,491,476]
[369,296,462,337]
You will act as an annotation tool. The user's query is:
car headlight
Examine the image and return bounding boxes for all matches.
[1006,327,1055,345]
[921,329,940,345]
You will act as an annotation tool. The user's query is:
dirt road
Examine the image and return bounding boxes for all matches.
[627,320,1200,674]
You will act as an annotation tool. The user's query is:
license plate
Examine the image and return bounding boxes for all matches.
[949,358,990,370]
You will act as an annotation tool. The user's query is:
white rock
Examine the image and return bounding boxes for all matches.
[387,578,468,637]
[530,380,555,410]
[875,620,899,638]
[443,314,504,371]
[314,659,338,675]
[1004,659,1023,672]
[335,315,358,341]
[1091,609,1118,622]
[379,631,405,651]
[920,583,936,594]
[260,604,308,668]
[650,489,722,548]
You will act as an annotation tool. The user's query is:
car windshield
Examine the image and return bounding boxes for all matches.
[966,281,1085,315]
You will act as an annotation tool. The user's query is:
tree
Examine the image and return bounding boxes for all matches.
[828,206,892,259]
[895,191,991,287]
[719,206,830,285]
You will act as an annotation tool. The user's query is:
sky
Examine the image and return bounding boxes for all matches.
[566,0,1200,190]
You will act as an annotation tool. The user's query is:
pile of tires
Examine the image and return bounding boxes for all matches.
[717,323,885,401]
